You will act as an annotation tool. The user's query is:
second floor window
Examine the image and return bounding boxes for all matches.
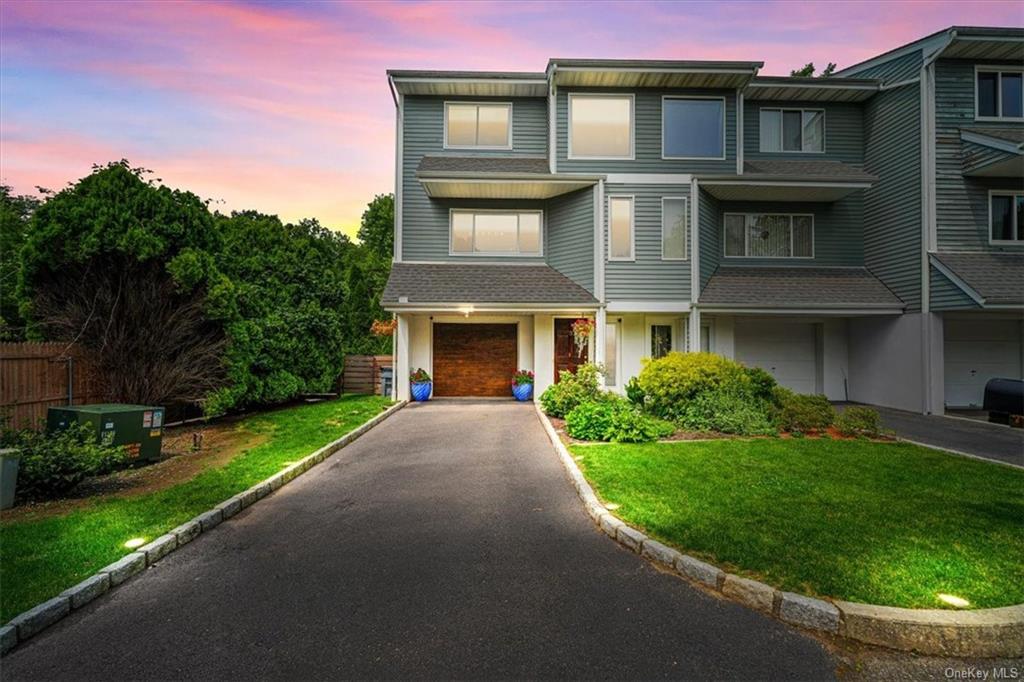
[450,210,542,255]
[977,69,1023,119]
[724,213,814,259]
[663,97,725,159]
[569,94,633,159]
[990,192,1024,243]
[760,109,824,153]
[445,102,512,148]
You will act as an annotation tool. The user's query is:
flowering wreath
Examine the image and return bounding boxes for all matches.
[570,318,594,358]
[370,319,397,337]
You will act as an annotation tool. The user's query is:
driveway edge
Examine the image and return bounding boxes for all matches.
[1,399,407,657]
[533,402,1024,658]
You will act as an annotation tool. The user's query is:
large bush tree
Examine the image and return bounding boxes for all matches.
[0,185,40,341]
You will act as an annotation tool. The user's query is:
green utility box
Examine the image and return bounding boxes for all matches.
[47,404,166,461]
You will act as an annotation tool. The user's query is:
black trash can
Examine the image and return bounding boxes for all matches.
[379,367,394,398]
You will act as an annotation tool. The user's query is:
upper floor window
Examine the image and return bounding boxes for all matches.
[662,197,688,260]
[663,97,725,159]
[977,68,1024,120]
[608,196,634,260]
[759,108,824,153]
[724,213,814,259]
[444,102,512,149]
[450,209,541,255]
[569,94,634,159]
[990,191,1024,244]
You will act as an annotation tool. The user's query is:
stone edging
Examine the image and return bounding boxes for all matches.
[533,402,1024,658]
[0,400,407,657]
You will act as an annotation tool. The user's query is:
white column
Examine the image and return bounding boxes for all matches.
[687,307,701,353]
[395,313,411,401]
[595,308,607,367]
[533,314,554,398]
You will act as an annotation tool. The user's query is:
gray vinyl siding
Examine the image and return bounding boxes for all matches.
[849,50,923,84]
[861,82,922,311]
[934,59,1024,252]
[401,95,548,262]
[745,101,864,164]
[547,187,595,293]
[556,88,737,173]
[698,187,721,291]
[604,184,691,301]
[705,197,865,267]
[929,266,980,310]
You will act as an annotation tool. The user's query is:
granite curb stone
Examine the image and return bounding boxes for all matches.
[100,552,146,586]
[9,597,70,640]
[59,574,111,609]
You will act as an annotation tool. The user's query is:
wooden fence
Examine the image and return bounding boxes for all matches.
[0,342,106,430]
[342,355,393,395]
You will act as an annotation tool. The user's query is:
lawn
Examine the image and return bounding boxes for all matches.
[571,438,1024,610]
[0,395,392,622]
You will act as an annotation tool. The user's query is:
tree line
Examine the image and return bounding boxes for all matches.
[0,161,394,416]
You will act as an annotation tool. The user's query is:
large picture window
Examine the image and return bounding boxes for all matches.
[444,102,512,148]
[990,191,1024,243]
[569,94,633,159]
[663,97,725,159]
[608,196,634,260]
[759,108,824,152]
[977,68,1024,119]
[662,197,688,260]
[724,213,814,258]
[450,210,542,255]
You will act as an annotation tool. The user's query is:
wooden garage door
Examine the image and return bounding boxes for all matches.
[433,323,517,397]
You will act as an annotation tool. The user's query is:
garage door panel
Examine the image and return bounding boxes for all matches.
[735,320,818,395]
[433,323,517,397]
[944,319,1022,408]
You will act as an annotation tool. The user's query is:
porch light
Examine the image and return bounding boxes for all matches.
[937,593,970,608]
[457,305,474,317]
[124,538,147,549]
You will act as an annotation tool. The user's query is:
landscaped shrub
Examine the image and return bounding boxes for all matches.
[675,389,776,436]
[539,363,605,418]
[625,376,645,406]
[2,423,128,501]
[565,400,619,441]
[744,366,778,402]
[638,352,750,421]
[565,396,672,443]
[835,406,883,438]
[772,387,835,434]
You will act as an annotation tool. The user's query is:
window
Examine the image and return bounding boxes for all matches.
[990,192,1024,243]
[651,325,672,359]
[700,325,711,353]
[663,97,725,159]
[976,69,1024,119]
[604,322,619,387]
[760,108,824,152]
[450,210,542,255]
[444,102,512,148]
[608,196,634,260]
[724,213,814,258]
[569,94,633,158]
[662,197,687,260]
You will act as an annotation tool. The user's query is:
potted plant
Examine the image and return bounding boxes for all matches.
[511,369,534,401]
[410,368,432,402]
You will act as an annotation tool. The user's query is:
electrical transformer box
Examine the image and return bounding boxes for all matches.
[47,404,165,461]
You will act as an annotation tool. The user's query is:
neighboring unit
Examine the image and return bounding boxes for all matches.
[383,26,1024,414]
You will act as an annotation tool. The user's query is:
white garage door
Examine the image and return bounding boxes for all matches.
[735,320,818,394]
[944,319,1022,408]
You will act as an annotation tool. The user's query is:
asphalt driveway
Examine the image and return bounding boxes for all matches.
[4,401,837,680]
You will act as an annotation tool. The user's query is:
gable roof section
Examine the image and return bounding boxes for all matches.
[388,70,547,97]
[699,266,904,311]
[549,59,761,89]
[930,252,1024,306]
[382,263,599,308]
[697,160,876,202]
[418,155,552,175]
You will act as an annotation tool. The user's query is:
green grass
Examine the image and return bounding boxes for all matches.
[0,395,391,621]
[571,438,1024,609]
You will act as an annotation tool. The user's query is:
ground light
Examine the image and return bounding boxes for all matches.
[605,503,620,511]
[937,593,970,608]
[123,538,147,549]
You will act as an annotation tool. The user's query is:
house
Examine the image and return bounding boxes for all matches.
[382,26,1024,414]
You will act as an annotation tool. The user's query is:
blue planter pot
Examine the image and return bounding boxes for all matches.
[512,382,533,401]
[411,381,432,402]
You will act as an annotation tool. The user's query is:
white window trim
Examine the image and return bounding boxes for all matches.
[661,95,727,161]
[660,196,688,261]
[722,212,816,260]
[974,65,1024,122]
[607,195,635,262]
[758,107,827,154]
[567,93,636,161]
[604,319,622,388]
[443,101,514,150]
[988,189,1024,244]
[448,208,544,257]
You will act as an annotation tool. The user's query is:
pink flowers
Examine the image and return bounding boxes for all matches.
[511,369,534,386]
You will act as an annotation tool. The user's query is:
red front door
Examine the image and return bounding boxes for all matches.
[554,318,589,383]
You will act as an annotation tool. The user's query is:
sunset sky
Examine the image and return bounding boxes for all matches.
[1,1,1021,238]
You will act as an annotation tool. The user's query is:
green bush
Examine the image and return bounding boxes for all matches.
[565,396,672,443]
[676,389,776,435]
[564,400,618,441]
[772,387,835,433]
[638,352,750,421]
[539,363,605,418]
[625,376,645,406]
[835,406,883,438]
[744,366,778,402]
[3,424,128,501]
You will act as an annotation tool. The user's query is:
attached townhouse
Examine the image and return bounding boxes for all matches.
[383,26,1024,415]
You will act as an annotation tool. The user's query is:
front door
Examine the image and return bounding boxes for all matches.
[554,318,589,382]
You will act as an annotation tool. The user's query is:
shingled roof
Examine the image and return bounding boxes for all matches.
[418,155,552,176]
[382,263,598,307]
[700,266,904,309]
[931,252,1024,306]
[740,159,877,183]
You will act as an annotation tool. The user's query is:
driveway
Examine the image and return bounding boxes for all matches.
[4,401,837,680]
